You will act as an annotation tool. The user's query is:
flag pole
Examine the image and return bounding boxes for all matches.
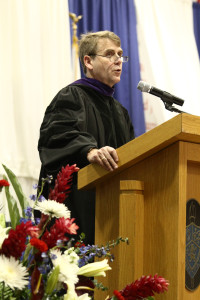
[69,12,82,80]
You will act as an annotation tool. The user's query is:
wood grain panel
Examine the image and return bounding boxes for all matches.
[79,115,200,300]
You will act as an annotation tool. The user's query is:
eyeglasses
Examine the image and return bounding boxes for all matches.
[90,53,129,63]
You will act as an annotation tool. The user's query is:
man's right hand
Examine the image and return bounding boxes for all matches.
[87,146,119,172]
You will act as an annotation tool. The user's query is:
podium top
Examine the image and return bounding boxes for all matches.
[78,113,200,190]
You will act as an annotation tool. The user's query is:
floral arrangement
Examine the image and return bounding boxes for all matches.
[0,164,169,300]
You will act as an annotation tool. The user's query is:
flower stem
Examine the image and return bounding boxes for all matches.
[38,215,51,238]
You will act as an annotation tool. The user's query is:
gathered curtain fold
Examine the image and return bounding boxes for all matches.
[135,0,200,130]
[0,0,72,220]
[193,2,200,59]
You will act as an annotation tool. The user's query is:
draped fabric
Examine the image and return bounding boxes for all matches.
[0,0,72,220]
[0,0,72,179]
[193,2,200,59]
[68,0,145,137]
[0,0,73,179]
[135,0,200,130]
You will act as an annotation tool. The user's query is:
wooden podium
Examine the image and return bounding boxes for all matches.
[78,113,200,300]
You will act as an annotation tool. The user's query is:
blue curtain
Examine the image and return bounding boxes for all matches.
[193,2,200,60]
[68,0,145,137]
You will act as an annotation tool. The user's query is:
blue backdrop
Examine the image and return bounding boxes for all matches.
[68,0,145,137]
[193,3,200,60]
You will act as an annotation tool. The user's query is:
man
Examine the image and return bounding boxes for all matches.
[38,31,134,244]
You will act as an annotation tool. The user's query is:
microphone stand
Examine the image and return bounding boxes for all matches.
[161,97,187,114]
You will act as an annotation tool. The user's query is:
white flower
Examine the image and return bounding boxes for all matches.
[51,249,79,286]
[78,294,91,300]
[77,259,111,277]
[35,199,71,218]
[0,225,10,249]
[0,255,29,290]
[64,283,91,300]
[64,247,79,264]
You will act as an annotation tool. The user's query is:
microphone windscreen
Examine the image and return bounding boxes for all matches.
[137,81,151,93]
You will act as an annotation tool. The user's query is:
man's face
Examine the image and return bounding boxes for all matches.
[87,38,123,87]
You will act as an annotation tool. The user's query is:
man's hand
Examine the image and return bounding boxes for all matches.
[87,146,119,171]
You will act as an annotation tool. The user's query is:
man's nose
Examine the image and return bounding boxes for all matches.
[113,54,122,63]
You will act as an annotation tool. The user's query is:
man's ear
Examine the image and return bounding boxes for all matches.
[84,55,93,71]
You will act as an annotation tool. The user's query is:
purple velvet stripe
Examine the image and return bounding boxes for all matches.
[71,77,115,97]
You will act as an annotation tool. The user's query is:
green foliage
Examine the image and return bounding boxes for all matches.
[45,266,60,295]
[0,282,13,299]
[3,175,21,229]
[93,279,108,291]
[106,237,129,248]
[2,164,29,228]
[22,243,32,264]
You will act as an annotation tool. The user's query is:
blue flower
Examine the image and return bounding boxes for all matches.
[38,264,51,275]
[56,239,63,247]
[19,217,31,224]
[78,256,89,267]
[50,253,57,260]
[29,194,37,201]
[24,207,32,218]
[38,195,45,202]
[41,252,49,263]
[32,184,38,190]
[34,218,40,225]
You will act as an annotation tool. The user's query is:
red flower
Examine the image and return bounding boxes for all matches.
[114,274,169,300]
[41,217,79,249]
[0,179,10,192]
[74,241,86,248]
[37,214,49,232]
[113,290,125,300]
[30,238,48,253]
[57,217,79,235]
[48,164,79,203]
[0,179,10,187]
[26,225,40,238]
[0,221,39,259]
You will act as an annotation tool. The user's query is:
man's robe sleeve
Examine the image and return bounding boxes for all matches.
[38,86,98,171]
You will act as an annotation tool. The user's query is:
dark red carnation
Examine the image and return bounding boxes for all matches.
[0,179,10,187]
[0,179,10,192]
[30,238,48,253]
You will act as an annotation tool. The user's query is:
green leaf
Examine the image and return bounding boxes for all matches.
[23,242,32,263]
[2,164,29,217]
[93,279,108,291]
[0,281,14,299]
[4,180,21,228]
[45,266,60,295]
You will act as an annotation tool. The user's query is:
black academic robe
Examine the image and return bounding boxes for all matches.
[38,83,135,244]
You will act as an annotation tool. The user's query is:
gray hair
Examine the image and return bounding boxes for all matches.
[78,31,121,74]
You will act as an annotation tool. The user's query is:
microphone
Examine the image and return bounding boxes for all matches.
[137,81,184,107]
